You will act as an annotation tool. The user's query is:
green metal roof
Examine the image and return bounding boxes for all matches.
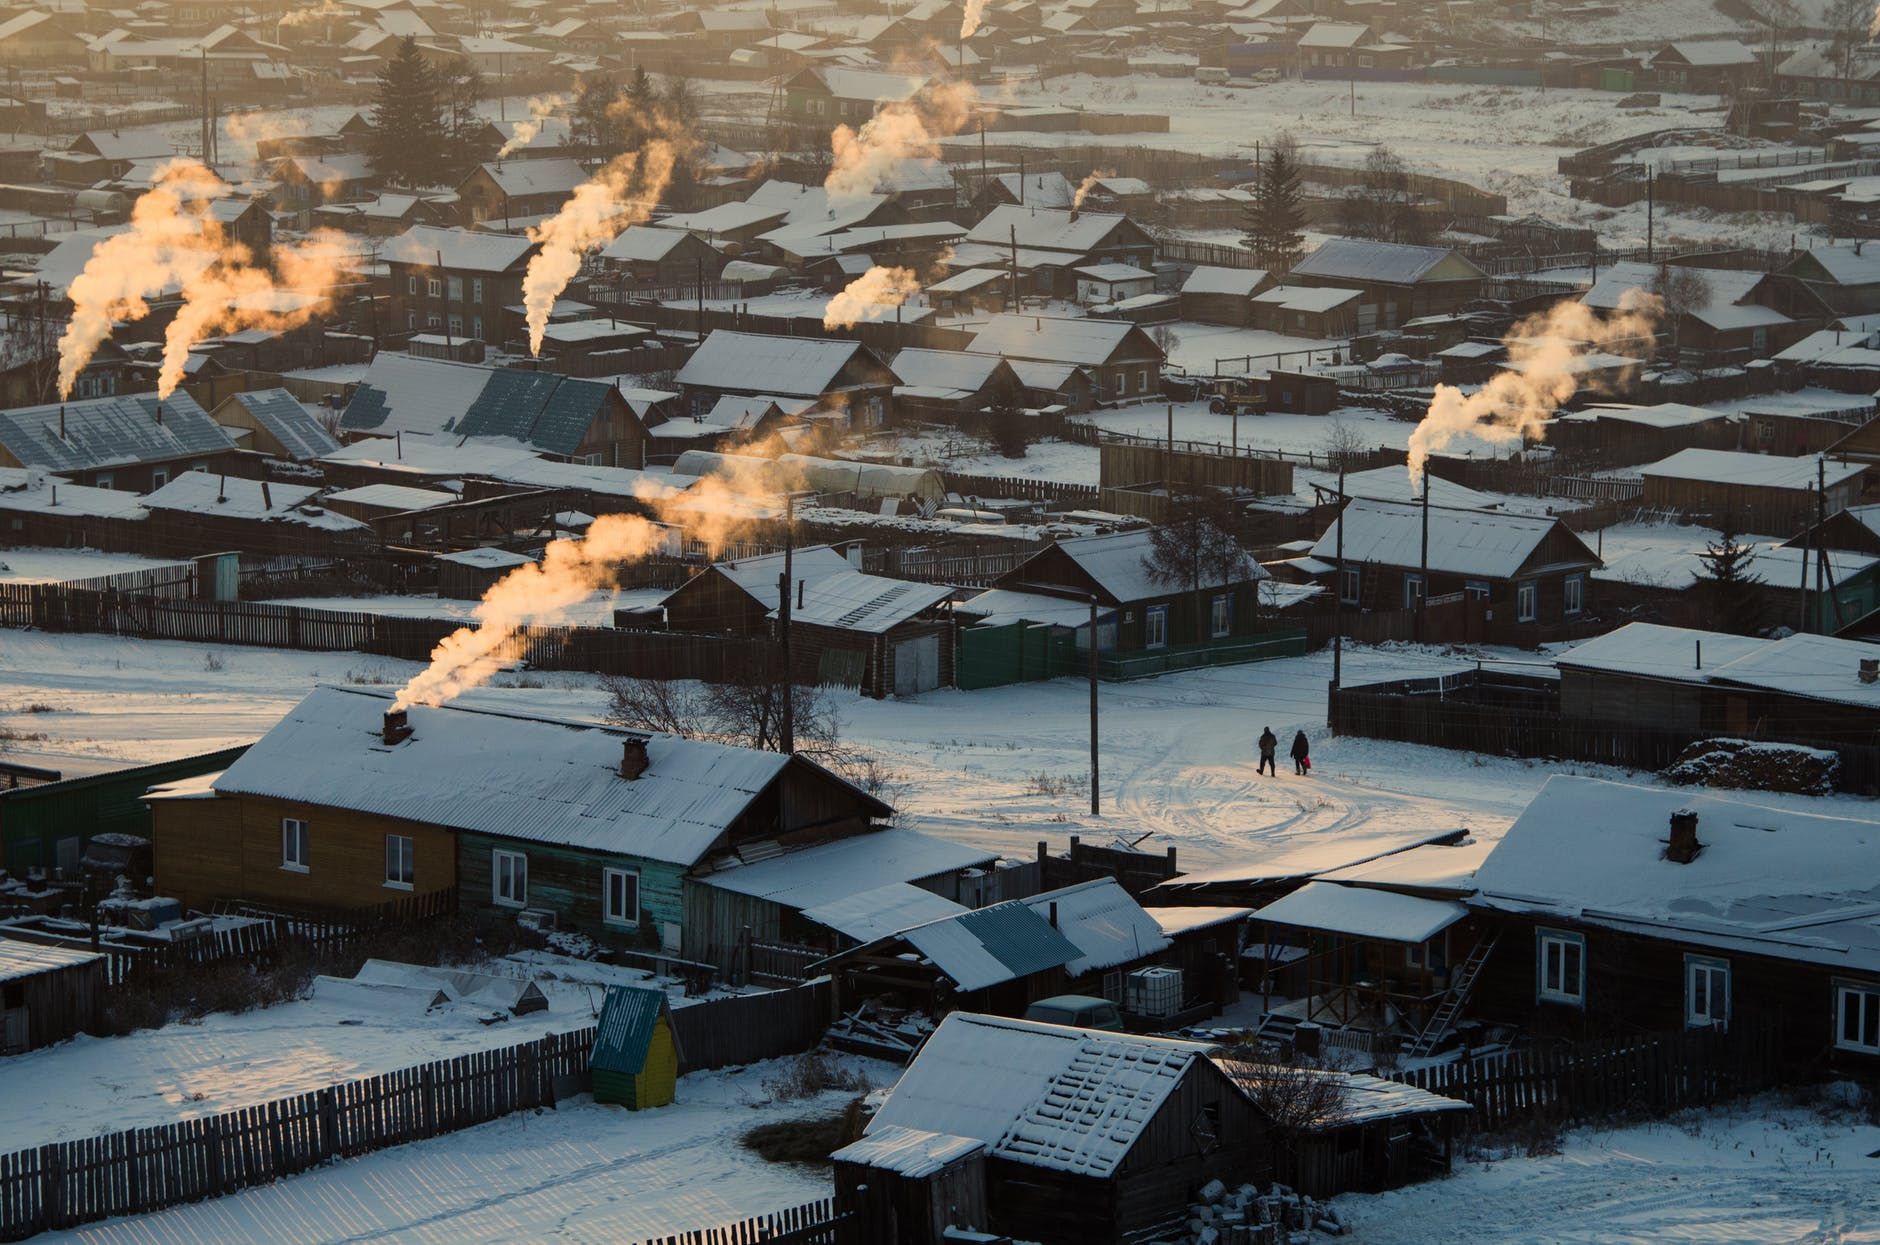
[590,985,671,1075]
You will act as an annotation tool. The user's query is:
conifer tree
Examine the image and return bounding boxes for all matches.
[1244,135,1306,273]
[367,38,447,187]
[1696,511,1765,635]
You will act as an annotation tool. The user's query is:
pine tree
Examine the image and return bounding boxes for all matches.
[571,73,623,164]
[436,59,488,181]
[1696,512,1765,636]
[1243,138,1305,273]
[366,38,446,188]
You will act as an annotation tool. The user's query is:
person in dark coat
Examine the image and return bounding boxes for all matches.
[1291,730,1311,775]
[1257,727,1277,776]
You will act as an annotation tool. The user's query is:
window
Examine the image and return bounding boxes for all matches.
[1537,928,1584,1006]
[602,867,639,926]
[385,834,414,889]
[1144,603,1169,649]
[406,311,416,329]
[149,468,168,489]
[426,277,441,297]
[471,316,483,341]
[95,473,113,490]
[1465,579,1490,599]
[448,315,463,337]
[281,818,309,872]
[406,275,417,294]
[191,462,208,473]
[1563,574,1584,617]
[1403,574,1425,609]
[1405,941,1427,969]
[1209,593,1232,639]
[1516,581,1538,623]
[472,278,484,304]
[1137,368,1149,393]
[1837,983,1880,1053]
[447,276,463,302]
[427,315,442,329]
[492,849,528,907]
[1339,567,1360,605]
[1685,955,1729,1030]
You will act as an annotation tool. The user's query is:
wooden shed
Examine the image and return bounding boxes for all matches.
[0,937,106,1054]
[591,984,679,1109]
[832,1125,990,1245]
[435,546,537,599]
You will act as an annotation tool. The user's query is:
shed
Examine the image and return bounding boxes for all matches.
[2,746,247,873]
[832,1125,990,1245]
[436,545,536,598]
[0,937,106,1054]
[590,984,679,1109]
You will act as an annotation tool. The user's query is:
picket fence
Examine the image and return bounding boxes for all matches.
[0,920,279,988]
[627,1197,849,1245]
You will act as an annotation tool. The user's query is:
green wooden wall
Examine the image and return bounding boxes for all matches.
[456,831,686,948]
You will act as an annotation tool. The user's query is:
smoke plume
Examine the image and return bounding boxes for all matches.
[278,0,345,28]
[1406,291,1660,488]
[825,81,975,205]
[393,513,672,710]
[960,0,989,39]
[157,231,351,398]
[497,94,567,158]
[56,160,227,399]
[823,265,920,329]
[1071,169,1112,211]
[522,138,679,354]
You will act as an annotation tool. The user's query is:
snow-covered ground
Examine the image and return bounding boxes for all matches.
[1335,1094,1880,1243]
[0,549,192,585]
[42,1054,890,1245]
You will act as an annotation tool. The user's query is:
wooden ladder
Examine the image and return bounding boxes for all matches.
[1404,928,1501,1059]
[1359,564,1381,612]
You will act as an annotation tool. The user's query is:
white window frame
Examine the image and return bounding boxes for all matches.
[447,276,463,302]
[1209,592,1232,639]
[472,278,484,303]
[1563,573,1584,617]
[426,277,442,297]
[281,817,310,873]
[1339,567,1360,605]
[406,275,417,294]
[385,833,414,890]
[602,866,639,927]
[1144,603,1169,650]
[1835,982,1880,1053]
[1536,927,1584,1007]
[1403,574,1424,609]
[1464,579,1489,599]
[1684,955,1729,1030]
[471,315,483,342]
[149,467,168,489]
[1516,580,1538,623]
[492,849,528,908]
[94,473,113,490]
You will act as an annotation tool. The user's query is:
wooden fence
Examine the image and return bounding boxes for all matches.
[1389,1023,1782,1133]
[940,471,1099,508]
[668,978,833,1073]
[627,1197,848,1245]
[0,920,280,989]
[863,544,1023,587]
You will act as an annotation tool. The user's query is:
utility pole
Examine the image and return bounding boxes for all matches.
[1088,594,1100,816]
[1814,455,1827,631]
[1646,172,1655,264]
[778,491,795,753]
[1331,462,1345,691]
[696,254,705,341]
[1417,474,1430,642]
[1795,494,1810,634]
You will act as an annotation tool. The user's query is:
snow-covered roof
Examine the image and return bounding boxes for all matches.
[140,472,363,529]
[1558,402,1733,430]
[1144,905,1253,936]
[0,392,234,474]
[1581,261,1770,326]
[1655,38,1757,67]
[1250,284,1364,313]
[1337,465,1497,509]
[325,482,456,512]
[1638,448,1866,492]
[1299,1070,1472,1127]
[1253,880,1467,944]
[1297,20,1369,47]
[786,568,953,631]
[339,354,625,457]
[674,330,866,398]
[435,546,535,569]
[868,1012,1215,1177]
[800,881,971,943]
[600,225,700,263]
[1076,262,1153,282]
[1290,239,1479,286]
[1181,265,1270,298]
[1021,878,1171,977]
[832,1125,984,1176]
[1310,498,1590,580]
[991,171,1075,209]
[1554,621,1765,682]
[967,205,1133,256]
[221,389,340,462]
[892,900,1083,991]
[1315,838,1494,894]
[0,939,105,983]
[1792,242,1880,286]
[1472,776,1880,972]
[890,347,1006,392]
[382,224,536,273]
[957,586,1106,628]
[966,314,1147,367]
[698,828,994,908]
[1043,526,1264,603]
[1706,631,1880,711]
[1154,828,1470,892]
[926,267,1006,295]
[0,469,148,520]
[1591,525,1874,591]
[212,686,850,867]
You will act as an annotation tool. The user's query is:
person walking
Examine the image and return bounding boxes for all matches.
[1291,729,1311,775]
[1257,727,1277,776]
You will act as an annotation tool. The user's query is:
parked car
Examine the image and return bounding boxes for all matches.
[1024,995,1124,1030]
[1195,66,1229,85]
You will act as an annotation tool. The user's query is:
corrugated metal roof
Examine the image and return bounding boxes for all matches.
[0,937,105,983]
[832,1125,984,1176]
[339,355,617,457]
[591,984,668,1074]
[902,901,1081,991]
[1310,498,1581,581]
[674,330,862,398]
[0,393,235,473]
[1291,239,1474,286]
[232,389,341,461]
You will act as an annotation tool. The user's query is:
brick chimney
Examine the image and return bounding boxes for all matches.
[620,737,649,780]
[1860,657,1878,686]
[1666,809,1701,864]
[381,707,412,745]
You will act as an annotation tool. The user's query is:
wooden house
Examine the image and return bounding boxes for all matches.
[591,985,678,1109]
[382,225,538,346]
[862,1012,1271,1245]
[210,389,342,463]
[1648,39,1760,94]
[1466,776,1880,1072]
[1773,244,1880,319]
[889,347,1025,421]
[455,159,590,228]
[957,207,1157,301]
[1179,266,1274,326]
[598,226,726,286]
[780,65,932,127]
[1582,262,1798,364]
[0,392,242,492]
[1288,240,1484,334]
[1547,403,1742,466]
[138,472,374,554]
[339,353,650,468]
[1310,499,1601,641]
[970,526,1271,657]
[832,1127,990,1245]
[923,268,1009,317]
[659,545,957,697]
[151,687,896,952]
[964,314,1164,404]
[0,940,106,1055]
[271,153,375,207]
[673,330,897,429]
[0,468,149,547]
[1249,285,1363,339]
[1637,448,1868,530]
[3,747,246,875]
[435,546,536,598]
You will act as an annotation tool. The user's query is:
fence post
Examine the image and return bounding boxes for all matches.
[38,1146,61,1232]
[319,1087,338,1159]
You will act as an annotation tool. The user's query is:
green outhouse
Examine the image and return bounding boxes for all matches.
[591,985,679,1109]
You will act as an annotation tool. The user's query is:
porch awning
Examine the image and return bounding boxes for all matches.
[1252,881,1466,945]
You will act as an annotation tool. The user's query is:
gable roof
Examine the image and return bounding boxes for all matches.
[891,347,1008,392]
[591,985,671,1075]
[338,354,627,457]
[1554,621,1766,682]
[470,158,587,198]
[1705,631,1880,711]
[382,224,536,274]
[1310,498,1595,579]
[868,1013,1215,1177]
[0,393,234,473]
[1654,38,1757,67]
[674,330,869,398]
[224,388,341,460]
[1471,775,1880,973]
[1638,448,1866,492]
[965,314,1151,367]
[1181,265,1270,297]
[212,686,846,867]
[1020,878,1171,977]
[693,544,951,632]
[1582,261,1777,327]
[967,205,1137,255]
[1025,526,1264,603]
[1290,239,1482,286]
[600,225,704,263]
[991,171,1075,208]
[699,827,993,909]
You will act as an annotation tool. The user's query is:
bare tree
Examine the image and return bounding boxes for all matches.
[1218,1055,1351,1181]
[1335,146,1431,245]
[1824,0,1871,77]
[1142,488,1254,645]
[1646,264,1713,362]
[1320,416,1370,467]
